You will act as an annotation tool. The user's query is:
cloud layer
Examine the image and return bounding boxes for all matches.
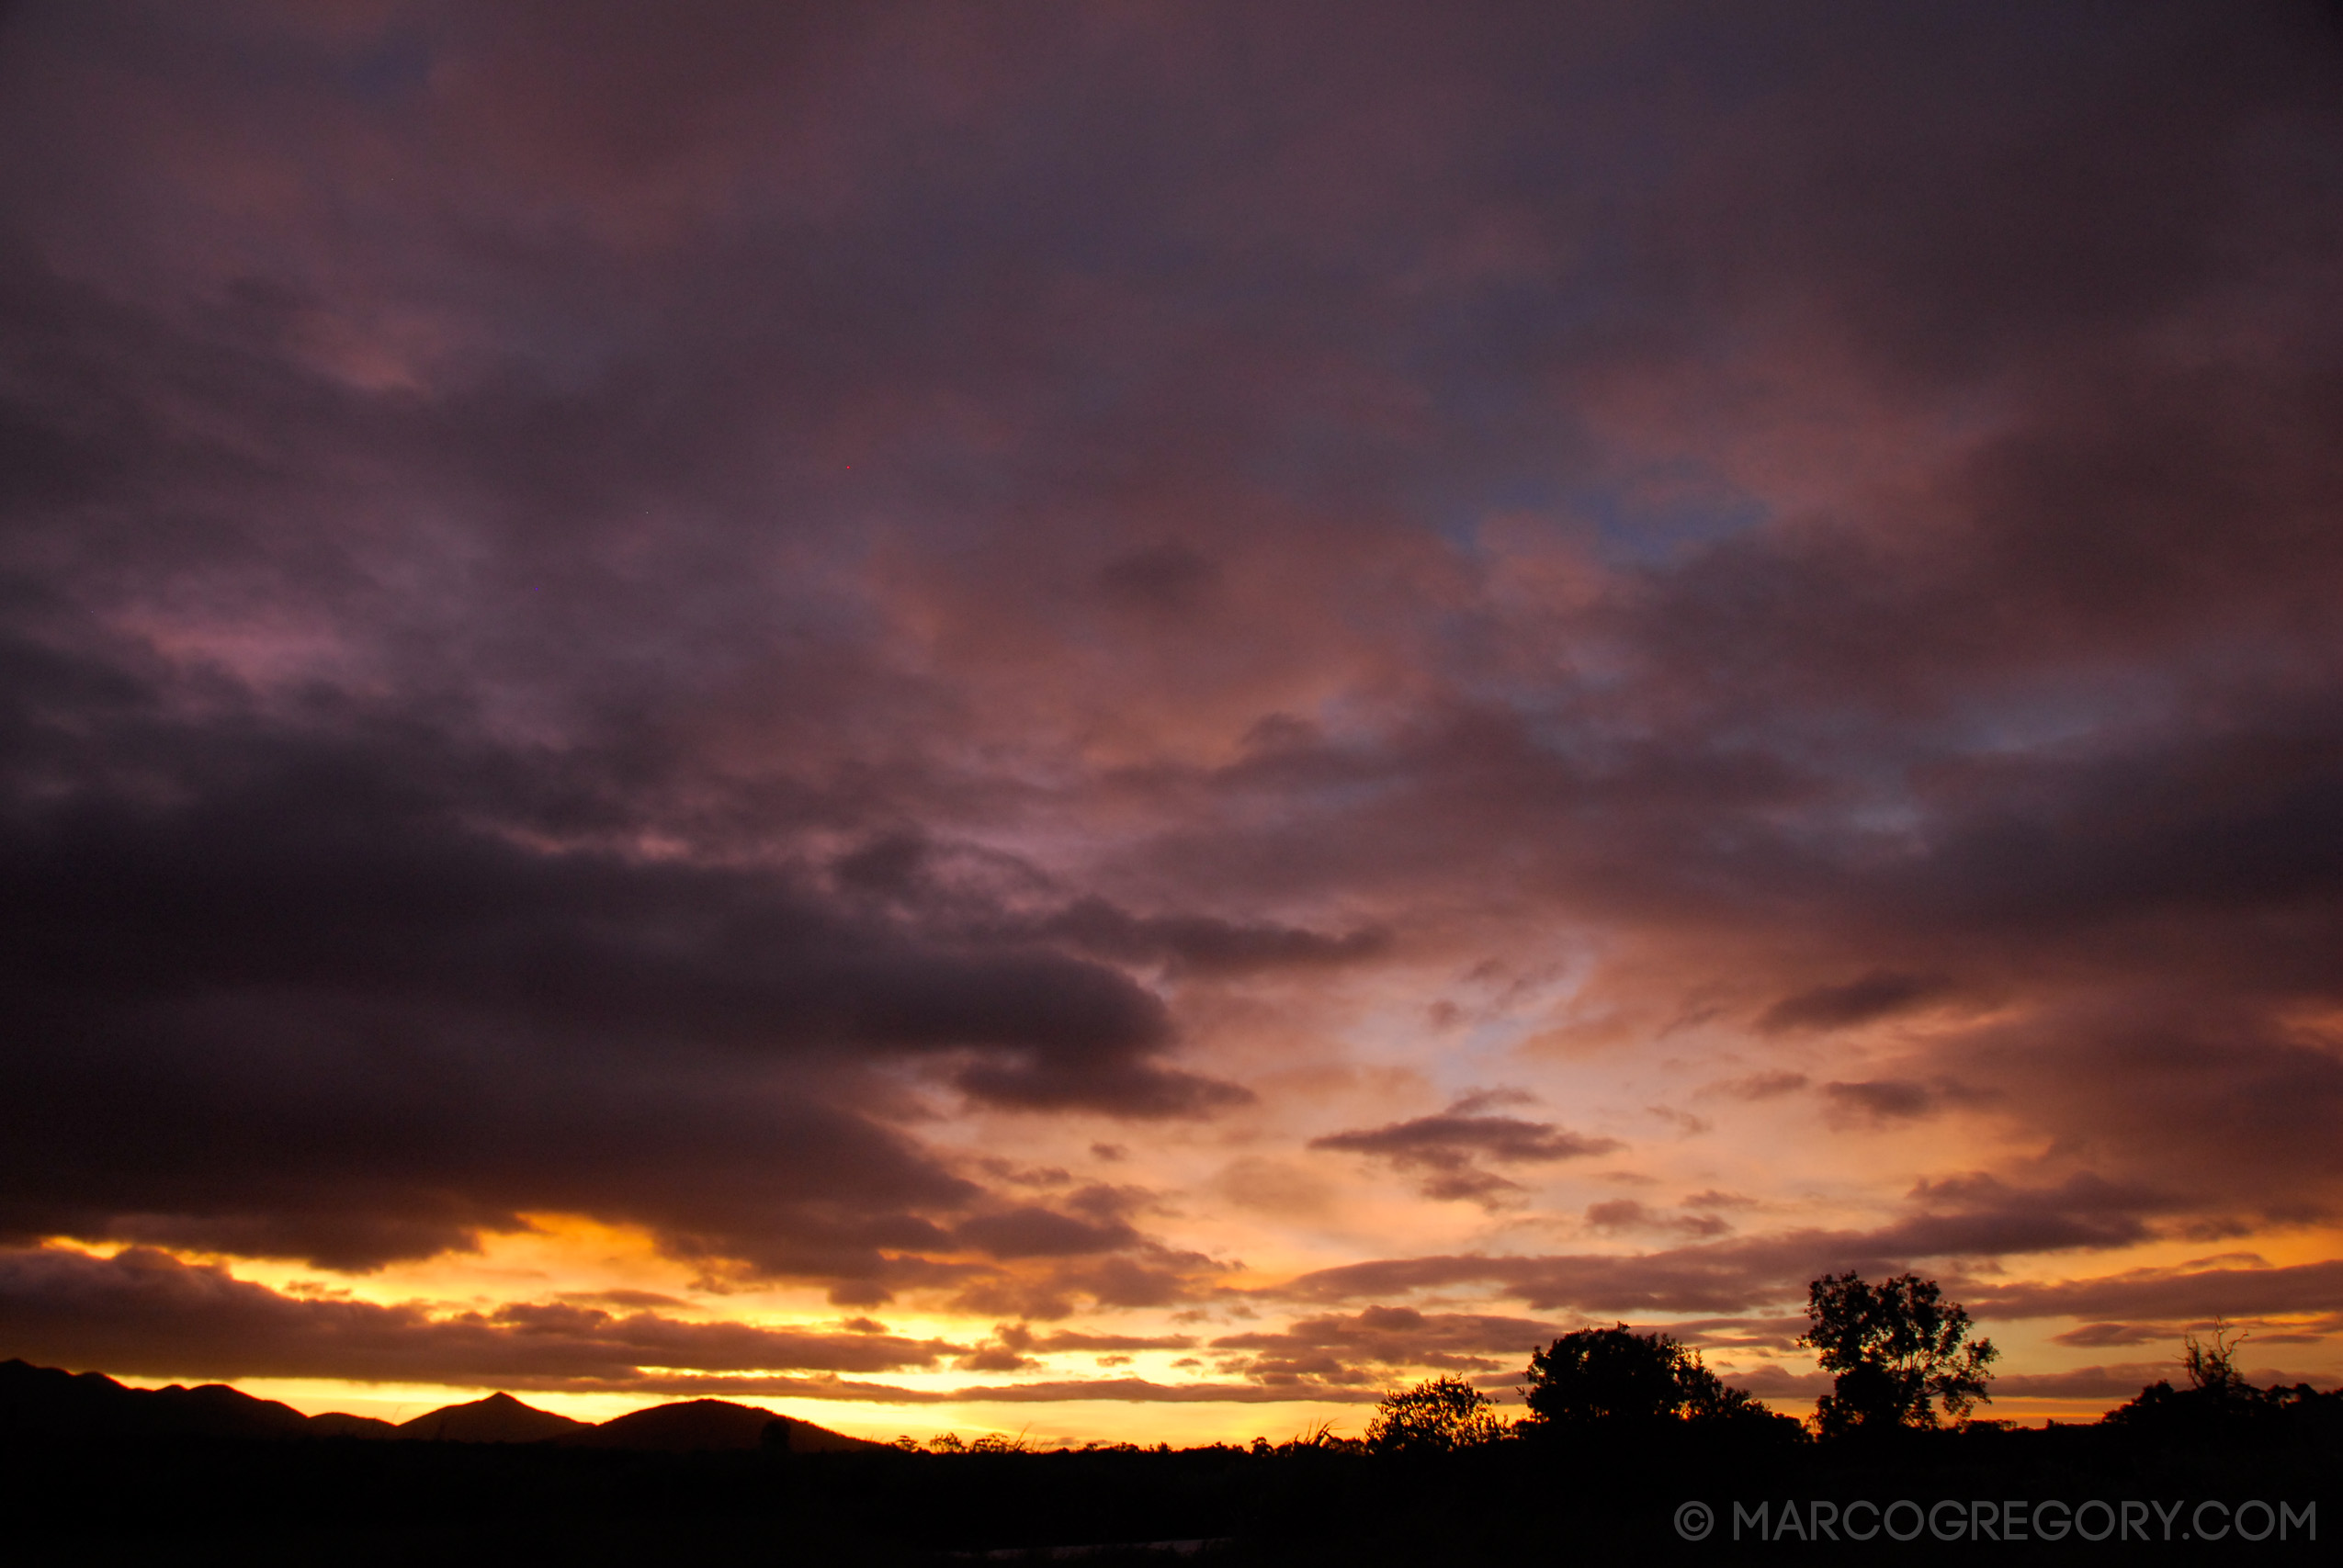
[0,0,2338,1416]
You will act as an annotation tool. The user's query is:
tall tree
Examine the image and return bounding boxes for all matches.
[1802,1272,1998,1437]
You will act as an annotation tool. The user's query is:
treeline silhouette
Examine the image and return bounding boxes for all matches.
[4,1280,2337,1564]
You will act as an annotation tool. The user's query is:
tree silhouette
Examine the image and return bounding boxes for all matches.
[1802,1272,1997,1437]
[2181,1319,2248,1398]
[1520,1323,1770,1430]
[1365,1375,1508,1454]
[2098,1319,2327,1443]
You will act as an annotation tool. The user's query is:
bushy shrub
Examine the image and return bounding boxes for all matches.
[1366,1375,1509,1454]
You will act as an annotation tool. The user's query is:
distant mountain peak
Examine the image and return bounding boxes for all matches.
[397,1390,583,1443]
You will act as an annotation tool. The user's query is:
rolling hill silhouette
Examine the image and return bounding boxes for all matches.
[1,1358,344,1439]
[0,1358,879,1451]
[564,1396,882,1452]
[398,1390,583,1443]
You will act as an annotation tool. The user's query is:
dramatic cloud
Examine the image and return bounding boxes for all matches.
[1309,1107,1621,1204]
[0,0,2338,1422]
[1964,1259,2343,1324]
[0,1247,959,1387]
[1278,1175,2189,1315]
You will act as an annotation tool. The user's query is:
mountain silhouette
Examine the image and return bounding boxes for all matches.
[2,1359,882,1452]
[569,1397,809,1452]
[3,1359,324,1439]
[396,1390,583,1443]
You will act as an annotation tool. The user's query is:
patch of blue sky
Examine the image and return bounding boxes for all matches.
[1416,473,1570,556]
[1340,1000,1548,1098]
[1336,952,1595,1091]
[1223,739,1411,826]
[1937,671,2178,761]
[1734,747,1931,860]
[339,31,436,105]
[1413,453,1771,576]
[1839,795,1929,847]
[1564,471,1771,570]
[1427,1018,1562,1106]
[1471,700,1611,769]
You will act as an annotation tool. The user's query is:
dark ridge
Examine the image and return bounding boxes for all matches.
[565,1395,885,1453]
[397,1390,584,1444]
[304,1409,397,1439]
[0,1357,312,1439]
[0,1357,880,1452]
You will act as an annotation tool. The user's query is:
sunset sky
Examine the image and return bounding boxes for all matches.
[4,0,2341,1446]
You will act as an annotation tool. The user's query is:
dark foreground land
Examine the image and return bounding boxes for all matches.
[3,1366,2336,1565]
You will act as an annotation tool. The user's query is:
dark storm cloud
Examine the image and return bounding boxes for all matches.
[0,667,1267,1273]
[0,1247,959,1385]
